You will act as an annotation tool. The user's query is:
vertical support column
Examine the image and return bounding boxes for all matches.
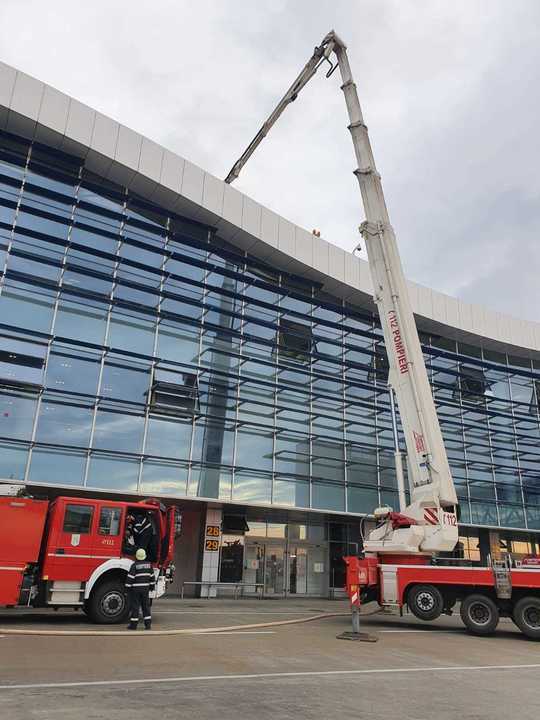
[200,506,223,598]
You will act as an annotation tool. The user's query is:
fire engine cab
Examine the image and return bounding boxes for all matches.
[0,493,178,623]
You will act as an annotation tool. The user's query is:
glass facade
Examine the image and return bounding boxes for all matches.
[0,130,539,538]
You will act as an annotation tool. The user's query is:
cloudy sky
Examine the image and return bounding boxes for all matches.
[1,1,539,322]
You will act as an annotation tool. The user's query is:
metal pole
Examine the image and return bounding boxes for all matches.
[389,386,407,512]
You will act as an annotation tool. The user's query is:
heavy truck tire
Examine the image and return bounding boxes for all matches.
[460,594,499,636]
[86,579,129,624]
[512,596,540,640]
[408,584,444,621]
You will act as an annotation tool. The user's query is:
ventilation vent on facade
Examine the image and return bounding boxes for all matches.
[149,371,199,416]
[367,345,389,384]
[277,318,312,362]
[0,339,46,392]
[455,366,489,403]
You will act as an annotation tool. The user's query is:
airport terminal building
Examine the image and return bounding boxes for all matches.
[0,62,539,596]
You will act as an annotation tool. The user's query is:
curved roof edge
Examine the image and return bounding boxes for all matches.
[1,61,539,359]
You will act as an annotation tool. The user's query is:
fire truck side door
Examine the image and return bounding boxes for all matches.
[46,500,97,581]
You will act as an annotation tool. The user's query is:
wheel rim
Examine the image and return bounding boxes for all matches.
[101,590,125,618]
[469,601,491,626]
[523,605,540,629]
[417,591,435,612]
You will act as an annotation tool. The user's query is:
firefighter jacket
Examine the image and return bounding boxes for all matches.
[125,560,156,592]
[133,517,154,550]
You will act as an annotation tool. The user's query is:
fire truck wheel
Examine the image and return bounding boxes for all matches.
[512,597,540,640]
[408,584,444,621]
[87,579,129,624]
[460,594,499,636]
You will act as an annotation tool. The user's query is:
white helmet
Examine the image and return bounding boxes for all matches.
[135,548,147,561]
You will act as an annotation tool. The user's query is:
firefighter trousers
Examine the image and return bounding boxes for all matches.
[128,589,152,628]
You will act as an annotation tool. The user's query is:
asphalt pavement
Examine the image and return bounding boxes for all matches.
[1,598,539,719]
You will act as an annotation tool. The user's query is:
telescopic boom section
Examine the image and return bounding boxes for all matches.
[225,31,458,554]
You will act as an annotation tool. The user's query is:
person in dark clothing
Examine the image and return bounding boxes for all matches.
[132,513,156,558]
[125,548,155,630]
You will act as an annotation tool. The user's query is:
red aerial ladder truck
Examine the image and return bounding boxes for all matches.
[225,30,540,639]
[0,491,178,623]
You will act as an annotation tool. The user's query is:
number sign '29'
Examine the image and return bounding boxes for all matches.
[205,539,219,552]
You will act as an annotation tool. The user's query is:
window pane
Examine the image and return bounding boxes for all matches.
[92,411,145,453]
[100,362,150,404]
[35,402,93,447]
[28,449,86,486]
[46,353,101,396]
[86,456,139,492]
[273,478,309,508]
[54,303,108,346]
[312,482,345,511]
[347,485,379,513]
[0,393,37,440]
[145,417,192,460]
[140,461,188,496]
[0,289,55,333]
[235,429,273,472]
[98,507,122,535]
[63,504,94,533]
[232,471,271,503]
[157,324,200,365]
[0,442,28,480]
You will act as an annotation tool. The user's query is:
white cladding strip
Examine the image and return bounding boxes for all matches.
[0,61,539,357]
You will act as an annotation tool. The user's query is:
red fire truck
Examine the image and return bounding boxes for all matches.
[0,493,178,623]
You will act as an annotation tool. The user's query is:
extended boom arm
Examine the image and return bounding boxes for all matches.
[225,31,458,554]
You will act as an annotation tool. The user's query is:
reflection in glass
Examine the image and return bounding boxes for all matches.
[0,393,37,440]
[86,455,139,492]
[54,302,108,346]
[312,482,345,512]
[108,312,156,356]
[46,353,101,396]
[140,460,188,495]
[92,410,144,453]
[28,449,86,486]
[35,402,93,447]
[233,471,271,503]
[145,417,192,460]
[0,442,28,480]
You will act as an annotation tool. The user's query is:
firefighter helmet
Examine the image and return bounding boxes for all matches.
[135,548,147,560]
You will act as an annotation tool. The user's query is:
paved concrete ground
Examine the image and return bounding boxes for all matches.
[1,598,539,719]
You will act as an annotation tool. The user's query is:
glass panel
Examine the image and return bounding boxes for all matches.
[98,507,122,535]
[54,303,108,346]
[144,417,192,460]
[0,442,28,480]
[0,289,55,333]
[92,411,145,453]
[264,546,285,594]
[232,471,271,503]
[140,461,188,496]
[86,456,140,492]
[0,393,37,440]
[46,353,100,396]
[99,362,150,404]
[235,429,273,472]
[157,324,200,365]
[312,482,345,511]
[27,449,86,486]
[347,485,379,513]
[273,478,309,508]
[107,313,156,356]
[35,402,93,447]
[63,504,94,533]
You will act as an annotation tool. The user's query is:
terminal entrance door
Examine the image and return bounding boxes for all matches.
[243,541,327,596]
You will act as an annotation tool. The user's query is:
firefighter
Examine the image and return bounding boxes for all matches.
[122,514,136,556]
[125,547,155,630]
[133,512,155,557]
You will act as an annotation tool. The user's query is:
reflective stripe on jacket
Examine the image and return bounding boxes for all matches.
[125,560,155,591]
